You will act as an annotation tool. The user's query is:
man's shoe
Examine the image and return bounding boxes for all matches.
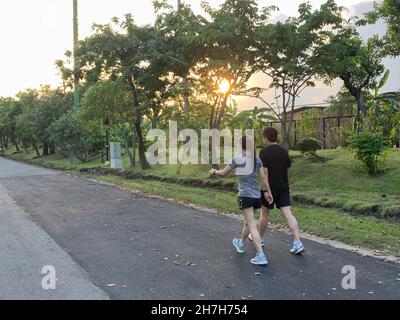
[250,253,268,266]
[290,240,305,255]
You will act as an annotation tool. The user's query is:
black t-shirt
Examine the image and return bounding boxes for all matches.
[259,144,291,192]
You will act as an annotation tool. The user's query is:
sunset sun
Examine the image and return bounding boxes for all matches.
[218,80,230,93]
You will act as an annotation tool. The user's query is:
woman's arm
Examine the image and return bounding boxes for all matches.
[209,165,232,178]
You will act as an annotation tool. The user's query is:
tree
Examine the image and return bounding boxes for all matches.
[254,0,344,149]
[0,97,22,152]
[223,106,277,146]
[15,109,41,156]
[17,87,72,156]
[72,15,172,169]
[82,80,136,166]
[315,26,385,130]
[153,0,207,114]
[192,0,261,130]
[325,88,356,117]
[48,111,102,163]
[363,0,400,56]
[365,70,400,140]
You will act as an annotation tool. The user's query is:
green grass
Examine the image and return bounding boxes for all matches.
[93,174,400,255]
[289,148,400,218]
[3,149,104,171]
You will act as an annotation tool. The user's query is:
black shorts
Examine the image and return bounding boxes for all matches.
[261,188,291,209]
[238,197,262,210]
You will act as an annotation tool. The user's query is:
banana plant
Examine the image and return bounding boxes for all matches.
[365,70,400,140]
[224,106,278,130]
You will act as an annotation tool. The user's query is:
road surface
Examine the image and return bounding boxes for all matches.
[0,156,399,300]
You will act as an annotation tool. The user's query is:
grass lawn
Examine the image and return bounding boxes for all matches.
[3,146,400,254]
[290,148,400,218]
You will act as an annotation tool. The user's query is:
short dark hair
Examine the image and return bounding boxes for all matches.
[263,127,278,142]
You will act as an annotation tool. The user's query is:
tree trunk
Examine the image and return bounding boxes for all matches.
[49,143,56,155]
[42,142,49,156]
[32,141,40,157]
[354,93,368,131]
[120,128,133,167]
[282,125,289,150]
[280,81,290,150]
[22,140,29,154]
[13,141,20,152]
[281,111,289,150]
[10,127,20,152]
[342,75,366,132]
[132,127,137,167]
[127,76,149,169]
[134,116,150,170]
[183,76,190,113]
[286,95,297,149]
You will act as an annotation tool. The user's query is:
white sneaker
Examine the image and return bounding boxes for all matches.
[250,253,268,266]
[232,238,245,254]
[290,240,305,255]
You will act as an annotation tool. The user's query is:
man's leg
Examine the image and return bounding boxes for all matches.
[259,205,270,239]
[280,206,300,242]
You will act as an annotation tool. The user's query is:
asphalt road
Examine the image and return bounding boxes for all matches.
[0,156,399,300]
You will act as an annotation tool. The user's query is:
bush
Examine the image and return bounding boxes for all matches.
[348,132,388,174]
[48,111,103,162]
[296,138,321,157]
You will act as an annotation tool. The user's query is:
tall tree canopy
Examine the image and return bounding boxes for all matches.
[192,0,261,130]
[75,15,172,169]
[363,0,400,57]
[254,0,344,148]
[315,25,385,129]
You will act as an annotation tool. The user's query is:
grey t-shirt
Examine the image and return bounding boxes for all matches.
[228,155,263,199]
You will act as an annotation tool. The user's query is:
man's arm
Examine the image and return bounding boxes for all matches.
[287,150,292,168]
[259,167,273,204]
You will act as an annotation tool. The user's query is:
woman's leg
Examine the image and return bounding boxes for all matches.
[243,207,264,254]
[240,221,250,243]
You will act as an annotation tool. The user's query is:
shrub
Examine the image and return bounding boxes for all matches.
[296,138,321,157]
[48,111,103,162]
[348,132,388,174]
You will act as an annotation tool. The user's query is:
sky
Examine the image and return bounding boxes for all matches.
[0,0,398,109]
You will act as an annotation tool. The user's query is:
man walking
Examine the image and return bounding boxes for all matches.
[252,127,305,254]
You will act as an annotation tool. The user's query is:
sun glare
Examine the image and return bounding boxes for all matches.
[218,80,230,94]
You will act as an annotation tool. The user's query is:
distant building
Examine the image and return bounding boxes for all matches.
[283,105,327,121]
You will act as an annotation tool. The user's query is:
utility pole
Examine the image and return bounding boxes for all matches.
[73,0,80,109]
[177,0,190,114]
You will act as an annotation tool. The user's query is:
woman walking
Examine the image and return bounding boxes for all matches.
[210,136,273,266]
